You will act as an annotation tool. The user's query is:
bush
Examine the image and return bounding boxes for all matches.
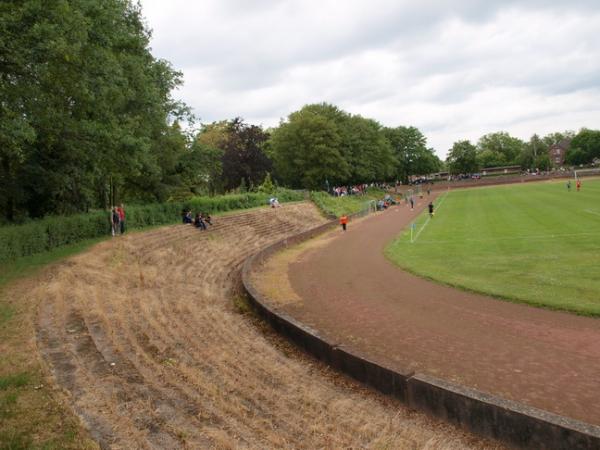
[310,189,385,218]
[0,189,305,264]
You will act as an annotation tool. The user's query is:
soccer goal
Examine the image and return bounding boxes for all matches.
[574,167,600,181]
[360,200,377,216]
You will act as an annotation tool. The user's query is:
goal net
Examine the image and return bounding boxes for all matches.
[574,167,600,181]
[359,200,377,216]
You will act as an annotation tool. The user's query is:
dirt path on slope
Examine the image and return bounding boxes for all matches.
[271,197,600,426]
[32,202,499,449]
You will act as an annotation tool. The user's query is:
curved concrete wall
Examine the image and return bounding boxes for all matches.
[242,218,600,450]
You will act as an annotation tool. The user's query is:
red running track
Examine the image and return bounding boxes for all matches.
[284,196,600,426]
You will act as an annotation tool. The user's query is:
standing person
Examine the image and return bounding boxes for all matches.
[428,201,434,217]
[111,207,120,236]
[340,215,348,232]
[576,180,581,191]
[567,180,571,191]
[409,196,414,211]
[117,204,126,234]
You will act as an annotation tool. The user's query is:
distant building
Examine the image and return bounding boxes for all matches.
[548,139,571,166]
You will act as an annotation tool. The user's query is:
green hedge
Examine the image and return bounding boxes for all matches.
[0,189,304,264]
[310,188,386,218]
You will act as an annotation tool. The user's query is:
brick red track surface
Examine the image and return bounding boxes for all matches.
[285,195,600,426]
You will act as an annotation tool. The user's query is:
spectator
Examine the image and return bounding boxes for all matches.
[117,204,126,234]
[194,213,207,230]
[111,207,120,236]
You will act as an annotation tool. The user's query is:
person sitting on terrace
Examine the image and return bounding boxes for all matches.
[182,209,193,224]
[194,212,207,230]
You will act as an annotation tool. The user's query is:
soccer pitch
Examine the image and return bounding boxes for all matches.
[385,178,600,316]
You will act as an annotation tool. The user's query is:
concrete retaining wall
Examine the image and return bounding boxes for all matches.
[241,217,600,450]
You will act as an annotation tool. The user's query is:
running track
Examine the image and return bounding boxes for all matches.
[285,196,600,426]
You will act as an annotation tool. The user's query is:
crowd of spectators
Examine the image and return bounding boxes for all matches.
[182,209,212,230]
[331,182,393,196]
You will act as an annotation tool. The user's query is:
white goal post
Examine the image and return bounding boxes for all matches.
[574,167,600,181]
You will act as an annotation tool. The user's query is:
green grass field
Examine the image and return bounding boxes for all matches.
[385,178,600,316]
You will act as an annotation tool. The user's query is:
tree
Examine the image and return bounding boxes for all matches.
[535,154,552,171]
[476,132,524,167]
[413,148,443,175]
[182,140,224,195]
[270,107,350,189]
[343,116,396,183]
[542,131,575,147]
[257,172,275,193]
[446,140,479,175]
[221,118,272,191]
[382,126,439,182]
[0,0,187,220]
[569,128,600,164]
[565,148,589,166]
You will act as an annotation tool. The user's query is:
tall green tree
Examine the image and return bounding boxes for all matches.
[447,140,479,175]
[270,106,350,189]
[476,132,524,168]
[0,0,187,221]
[568,128,600,164]
[518,134,551,170]
[343,116,396,183]
[382,126,439,182]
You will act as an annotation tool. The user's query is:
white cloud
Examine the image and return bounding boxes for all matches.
[141,0,600,158]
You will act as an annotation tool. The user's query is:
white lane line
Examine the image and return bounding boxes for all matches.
[412,191,450,243]
[417,230,600,244]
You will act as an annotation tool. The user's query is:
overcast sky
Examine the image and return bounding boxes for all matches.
[140,0,600,158]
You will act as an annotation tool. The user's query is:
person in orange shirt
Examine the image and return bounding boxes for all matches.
[340,215,348,231]
[576,180,581,191]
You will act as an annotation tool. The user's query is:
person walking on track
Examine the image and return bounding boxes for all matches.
[340,215,348,232]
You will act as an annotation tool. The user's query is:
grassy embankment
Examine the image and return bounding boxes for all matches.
[0,239,103,449]
[385,179,600,316]
[0,191,303,449]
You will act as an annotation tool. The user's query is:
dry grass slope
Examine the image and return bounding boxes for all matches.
[34,202,500,449]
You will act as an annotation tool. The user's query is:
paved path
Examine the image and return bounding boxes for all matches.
[286,196,600,426]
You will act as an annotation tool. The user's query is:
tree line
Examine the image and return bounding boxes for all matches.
[189,103,442,194]
[446,129,600,175]
[3,1,599,224]
[1,0,189,222]
[1,1,441,223]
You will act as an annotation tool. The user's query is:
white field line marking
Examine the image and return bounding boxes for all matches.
[584,209,600,217]
[417,230,600,245]
[412,191,450,243]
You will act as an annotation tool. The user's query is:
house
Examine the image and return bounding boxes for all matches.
[548,139,571,166]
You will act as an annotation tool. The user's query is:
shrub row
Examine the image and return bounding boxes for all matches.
[310,189,386,218]
[0,189,304,264]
